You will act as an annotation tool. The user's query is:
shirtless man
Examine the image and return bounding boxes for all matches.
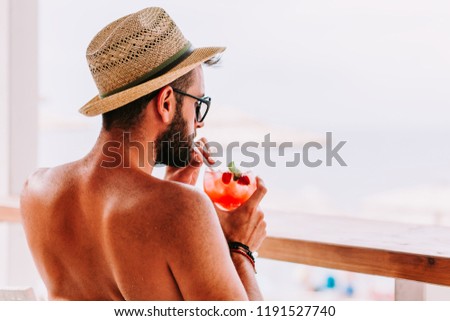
[20,8,267,300]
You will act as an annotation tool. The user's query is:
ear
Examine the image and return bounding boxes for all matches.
[155,86,177,124]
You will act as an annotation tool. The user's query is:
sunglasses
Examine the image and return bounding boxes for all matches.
[172,88,211,123]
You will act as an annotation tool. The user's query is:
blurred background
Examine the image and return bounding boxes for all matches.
[1,0,450,300]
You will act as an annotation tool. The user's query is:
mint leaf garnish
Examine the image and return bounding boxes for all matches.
[227,161,242,181]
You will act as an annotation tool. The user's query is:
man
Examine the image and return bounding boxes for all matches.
[20,7,267,300]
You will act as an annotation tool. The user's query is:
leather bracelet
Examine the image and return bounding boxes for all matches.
[230,248,257,273]
[228,241,255,261]
[228,241,257,273]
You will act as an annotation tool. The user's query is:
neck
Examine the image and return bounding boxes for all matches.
[88,128,158,175]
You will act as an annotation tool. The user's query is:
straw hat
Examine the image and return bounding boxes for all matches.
[79,7,225,116]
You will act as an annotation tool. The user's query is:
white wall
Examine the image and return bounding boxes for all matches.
[0,0,42,294]
[0,0,11,289]
[0,224,8,286]
[9,0,38,195]
[0,0,10,197]
[0,0,38,194]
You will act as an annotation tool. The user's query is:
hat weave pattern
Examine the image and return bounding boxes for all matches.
[86,8,188,97]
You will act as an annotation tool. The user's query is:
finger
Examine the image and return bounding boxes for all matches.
[244,177,267,209]
[198,137,209,146]
[200,147,215,164]
[195,138,215,164]
[253,229,267,251]
[251,219,267,251]
[194,137,208,151]
[256,208,265,221]
[189,146,203,167]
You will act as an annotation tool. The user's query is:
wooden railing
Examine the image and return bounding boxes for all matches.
[259,211,450,300]
[2,199,450,300]
[0,197,20,223]
[259,211,450,285]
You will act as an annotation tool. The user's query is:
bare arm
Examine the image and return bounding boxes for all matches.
[231,252,263,300]
[215,177,268,301]
[162,187,250,300]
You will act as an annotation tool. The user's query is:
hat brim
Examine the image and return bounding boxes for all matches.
[79,46,226,117]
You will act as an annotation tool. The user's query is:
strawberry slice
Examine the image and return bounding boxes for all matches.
[237,175,250,185]
[221,172,232,184]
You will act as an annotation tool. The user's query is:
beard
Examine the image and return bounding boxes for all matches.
[154,106,194,168]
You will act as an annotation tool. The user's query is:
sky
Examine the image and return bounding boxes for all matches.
[39,0,450,132]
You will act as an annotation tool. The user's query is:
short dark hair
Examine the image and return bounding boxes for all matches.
[102,70,195,131]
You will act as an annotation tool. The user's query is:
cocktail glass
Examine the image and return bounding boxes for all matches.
[203,167,257,211]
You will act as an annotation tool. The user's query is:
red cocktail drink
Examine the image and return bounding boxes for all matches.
[203,164,257,211]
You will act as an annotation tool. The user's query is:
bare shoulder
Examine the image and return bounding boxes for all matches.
[106,179,218,245]
[158,181,219,238]
[22,167,49,187]
[20,164,75,218]
[20,168,51,207]
[109,178,228,251]
[157,181,214,220]
[20,168,52,225]
[147,181,227,258]
[104,178,222,265]
[21,163,75,194]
